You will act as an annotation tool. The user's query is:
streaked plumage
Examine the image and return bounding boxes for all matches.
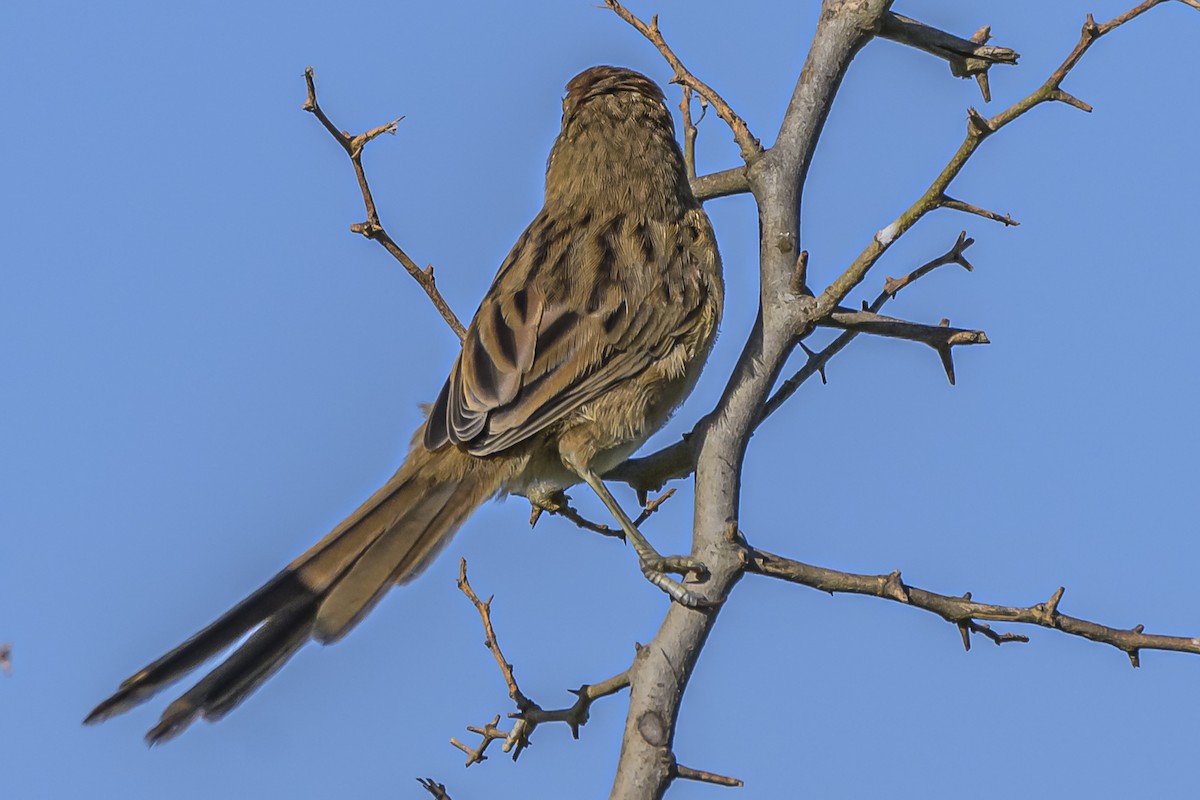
[86,65,722,743]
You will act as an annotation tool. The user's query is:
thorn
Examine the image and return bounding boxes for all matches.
[1083,13,1100,39]
[938,318,950,327]
[529,504,543,528]
[1046,586,1065,616]
[938,346,956,385]
[861,299,869,311]
[975,72,992,103]
[958,621,972,652]
[1127,649,1141,668]
[799,342,827,384]
[424,264,436,278]
[970,24,992,44]
[1050,88,1093,113]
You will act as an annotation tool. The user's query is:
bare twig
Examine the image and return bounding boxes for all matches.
[416,777,453,800]
[941,195,1019,226]
[879,13,1019,101]
[745,545,1200,666]
[516,670,631,738]
[814,4,1165,321]
[454,560,634,764]
[302,67,466,340]
[529,488,677,539]
[764,232,978,418]
[603,0,762,160]
[672,762,744,788]
[820,307,989,384]
[680,86,699,181]
[456,560,534,712]
[449,714,510,766]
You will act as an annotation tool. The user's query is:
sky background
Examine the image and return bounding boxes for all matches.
[3,1,1198,797]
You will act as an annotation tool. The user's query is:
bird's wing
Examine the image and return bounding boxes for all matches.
[424,208,711,457]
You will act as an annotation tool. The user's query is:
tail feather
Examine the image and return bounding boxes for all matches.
[145,594,318,744]
[86,444,503,742]
[313,480,460,643]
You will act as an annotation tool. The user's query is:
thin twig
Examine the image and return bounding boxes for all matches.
[813,4,1164,321]
[673,762,745,788]
[456,559,533,712]
[680,86,698,181]
[878,13,1019,102]
[764,232,977,418]
[454,560,634,764]
[745,545,1200,667]
[819,307,989,384]
[302,67,466,340]
[603,1,762,160]
[416,778,453,800]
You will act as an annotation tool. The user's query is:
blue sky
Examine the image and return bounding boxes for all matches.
[3,1,1197,797]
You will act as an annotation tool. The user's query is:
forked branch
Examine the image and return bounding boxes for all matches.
[303,67,466,339]
[451,560,632,765]
[744,543,1200,667]
[878,13,1019,101]
[603,0,762,160]
[813,3,1173,320]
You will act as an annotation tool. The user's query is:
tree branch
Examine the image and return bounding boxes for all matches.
[416,778,454,800]
[765,231,977,417]
[607,2,895,797]
[820,307,989,385]
[603,0,762,160]
[878,13,1019,101]
[813,3,1168,322]
[302,67,467,340]
[744,544,1200,666]
[452,560,632,766]
[690,166,751,202]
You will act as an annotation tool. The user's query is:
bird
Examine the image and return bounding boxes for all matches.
[85,65,723,744]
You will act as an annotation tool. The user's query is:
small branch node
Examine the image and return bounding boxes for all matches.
[790,250,810,295]
[966,106,995,137]
[798,342,827,385]
[883,570,911,603]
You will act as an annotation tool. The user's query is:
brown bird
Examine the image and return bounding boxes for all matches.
[85,65,723,743]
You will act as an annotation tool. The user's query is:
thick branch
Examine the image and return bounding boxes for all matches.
[302,67,466,340]
[690,166,751,202]
[745,546,1200,667]
[608,3,895,798]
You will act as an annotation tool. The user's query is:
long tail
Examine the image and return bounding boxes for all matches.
[84,442,503,744]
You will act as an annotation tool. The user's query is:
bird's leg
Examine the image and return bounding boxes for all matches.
[568,463,709,606]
